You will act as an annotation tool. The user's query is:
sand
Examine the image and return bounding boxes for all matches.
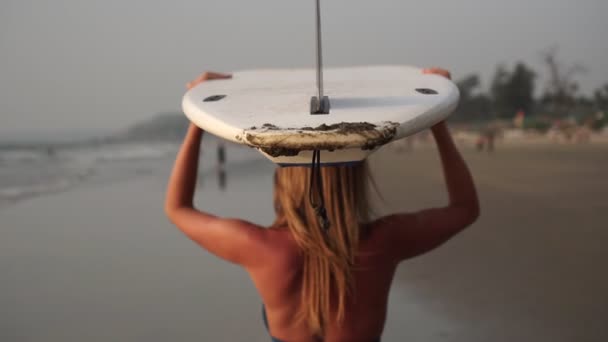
[371,143,608,341]
[2,144,608,341]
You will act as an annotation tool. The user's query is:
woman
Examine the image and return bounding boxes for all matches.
[165,68,479,342]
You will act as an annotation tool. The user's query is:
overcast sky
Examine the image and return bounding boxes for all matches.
[1,0,607,140]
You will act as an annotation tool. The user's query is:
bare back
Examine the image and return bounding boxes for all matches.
[249,220,404,342]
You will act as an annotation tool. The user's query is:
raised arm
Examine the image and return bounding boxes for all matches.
[385,68,480,261]
[431,121,479,213]
[164,72,268,268]
[165,123,203,212]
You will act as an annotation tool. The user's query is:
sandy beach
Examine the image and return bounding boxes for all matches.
[2,143,607,341]
[372,143,608,341]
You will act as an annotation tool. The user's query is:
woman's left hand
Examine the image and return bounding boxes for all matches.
[186,71,232,90]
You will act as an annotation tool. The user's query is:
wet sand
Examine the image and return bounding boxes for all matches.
[371,143,608,341]
[2,144,607,341]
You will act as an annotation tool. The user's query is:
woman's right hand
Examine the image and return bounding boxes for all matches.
[422,68,452,131]
[422,67,451,80]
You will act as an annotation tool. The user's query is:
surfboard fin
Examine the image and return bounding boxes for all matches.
[310,95,331,115]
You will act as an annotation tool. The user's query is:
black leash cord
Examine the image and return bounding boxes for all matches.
[309,150,330,231]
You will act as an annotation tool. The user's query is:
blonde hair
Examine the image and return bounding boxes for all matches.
[273,162,370,336]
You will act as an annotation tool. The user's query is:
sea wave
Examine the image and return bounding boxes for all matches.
[0,148,54,165]
[0,179,74,202]
[0,139,262,208]
[64,142,179,165]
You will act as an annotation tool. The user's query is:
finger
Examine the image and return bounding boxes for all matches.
[186,74,207,89]
[205,72,232,80]
[423,67,443,74]
[186,80,202,90]
[186,72,232,90]
[422,67,451,80]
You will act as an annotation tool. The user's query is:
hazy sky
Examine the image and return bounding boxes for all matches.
[1,0,607,139]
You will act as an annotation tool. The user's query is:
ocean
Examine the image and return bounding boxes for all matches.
[0,135,263,209]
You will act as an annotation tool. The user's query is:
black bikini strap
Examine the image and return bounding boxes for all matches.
[309,150,330,231]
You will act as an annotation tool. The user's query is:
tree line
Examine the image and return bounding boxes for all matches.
[451,48,608,132]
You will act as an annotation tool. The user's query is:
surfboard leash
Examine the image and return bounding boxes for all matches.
[309,150,330,232]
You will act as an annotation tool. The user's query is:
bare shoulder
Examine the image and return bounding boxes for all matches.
[369,207,478,263]
[168,209,282,268]
[261,227,301,259]
[367,213,419,257]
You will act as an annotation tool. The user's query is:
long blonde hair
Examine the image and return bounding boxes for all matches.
[273,161,370,336]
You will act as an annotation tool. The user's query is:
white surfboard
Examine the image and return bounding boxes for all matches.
[182,65,459,165]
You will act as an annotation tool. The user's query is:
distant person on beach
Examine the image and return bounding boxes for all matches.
[476,123,500,152]
[165,69,480,342]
